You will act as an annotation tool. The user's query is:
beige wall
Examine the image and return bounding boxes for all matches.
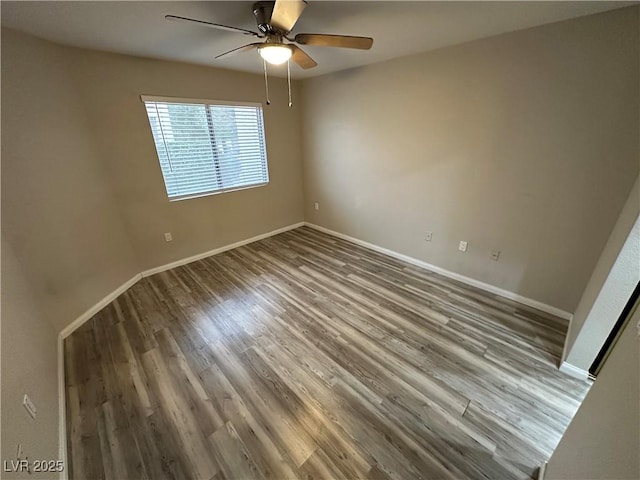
[1,28,140,332]
[546,304,640,479]
[301,7,639,313]
[1,6,638,476]
[1,25,304,474]
[1,28,305,331]
[1,238,60,479]
[65,44,304,272]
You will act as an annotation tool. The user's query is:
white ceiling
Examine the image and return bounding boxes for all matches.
[1,1,635,79]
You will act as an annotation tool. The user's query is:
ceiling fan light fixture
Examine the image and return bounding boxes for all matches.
[258,44,292,65]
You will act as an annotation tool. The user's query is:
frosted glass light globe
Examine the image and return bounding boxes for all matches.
[259,45,292,65]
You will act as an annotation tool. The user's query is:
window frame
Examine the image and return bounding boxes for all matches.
[141,95,270,202]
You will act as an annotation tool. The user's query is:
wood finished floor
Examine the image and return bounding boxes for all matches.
[65,226,590,480]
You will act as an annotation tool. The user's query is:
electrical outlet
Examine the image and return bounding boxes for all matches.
[164,232,173,242]
[458,241,468,252]
[425,232,433,242]
[491,250,501,261]
[23,394,36,419]
[314,202,319,211]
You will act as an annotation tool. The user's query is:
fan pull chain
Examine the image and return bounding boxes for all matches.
[263,59,271,105]
[287,59,293,107]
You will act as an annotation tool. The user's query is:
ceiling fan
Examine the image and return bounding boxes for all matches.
[166,0,374,70]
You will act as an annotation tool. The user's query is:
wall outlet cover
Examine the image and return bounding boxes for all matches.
[458,241,468,252]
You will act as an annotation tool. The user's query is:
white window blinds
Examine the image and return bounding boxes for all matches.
[142,96,269,200]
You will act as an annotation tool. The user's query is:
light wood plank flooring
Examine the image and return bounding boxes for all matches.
[64,226,590,480]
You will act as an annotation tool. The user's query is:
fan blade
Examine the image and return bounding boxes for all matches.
[270,0,306,33]
[294,33,373,50]
[165,15,261,37]
[290,45,317,69]
[215,43,262,59]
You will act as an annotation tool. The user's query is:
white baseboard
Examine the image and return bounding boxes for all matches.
[559,361,590,380]
[141,222,305,277]
[59,273,142,339]
[56,218,574,466]
[58,222,305,341]
[559,317,574,366]
[56,221,305,471]
[57,274,141,474]
[304,222,573,322]
[57,335,68,480]
[538,461,548,480]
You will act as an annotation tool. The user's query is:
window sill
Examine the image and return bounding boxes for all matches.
[168,182,269,202]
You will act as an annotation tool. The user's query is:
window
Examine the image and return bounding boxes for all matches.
[142,95,269,200]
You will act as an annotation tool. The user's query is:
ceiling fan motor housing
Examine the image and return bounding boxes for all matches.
[253,1,278,34]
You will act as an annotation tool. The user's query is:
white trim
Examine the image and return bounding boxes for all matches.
[559,317,574,364]
[56,218,574,466]
[141,222,304,277]
[538,461,548,480]
[304,222,573,321]
[57,335,68,480]
[59,222,303,340]
[140,94,262,108]
[56,221,304,469]
[559,361,590,380]
[59,273,142,339]
[168,182,268,202]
